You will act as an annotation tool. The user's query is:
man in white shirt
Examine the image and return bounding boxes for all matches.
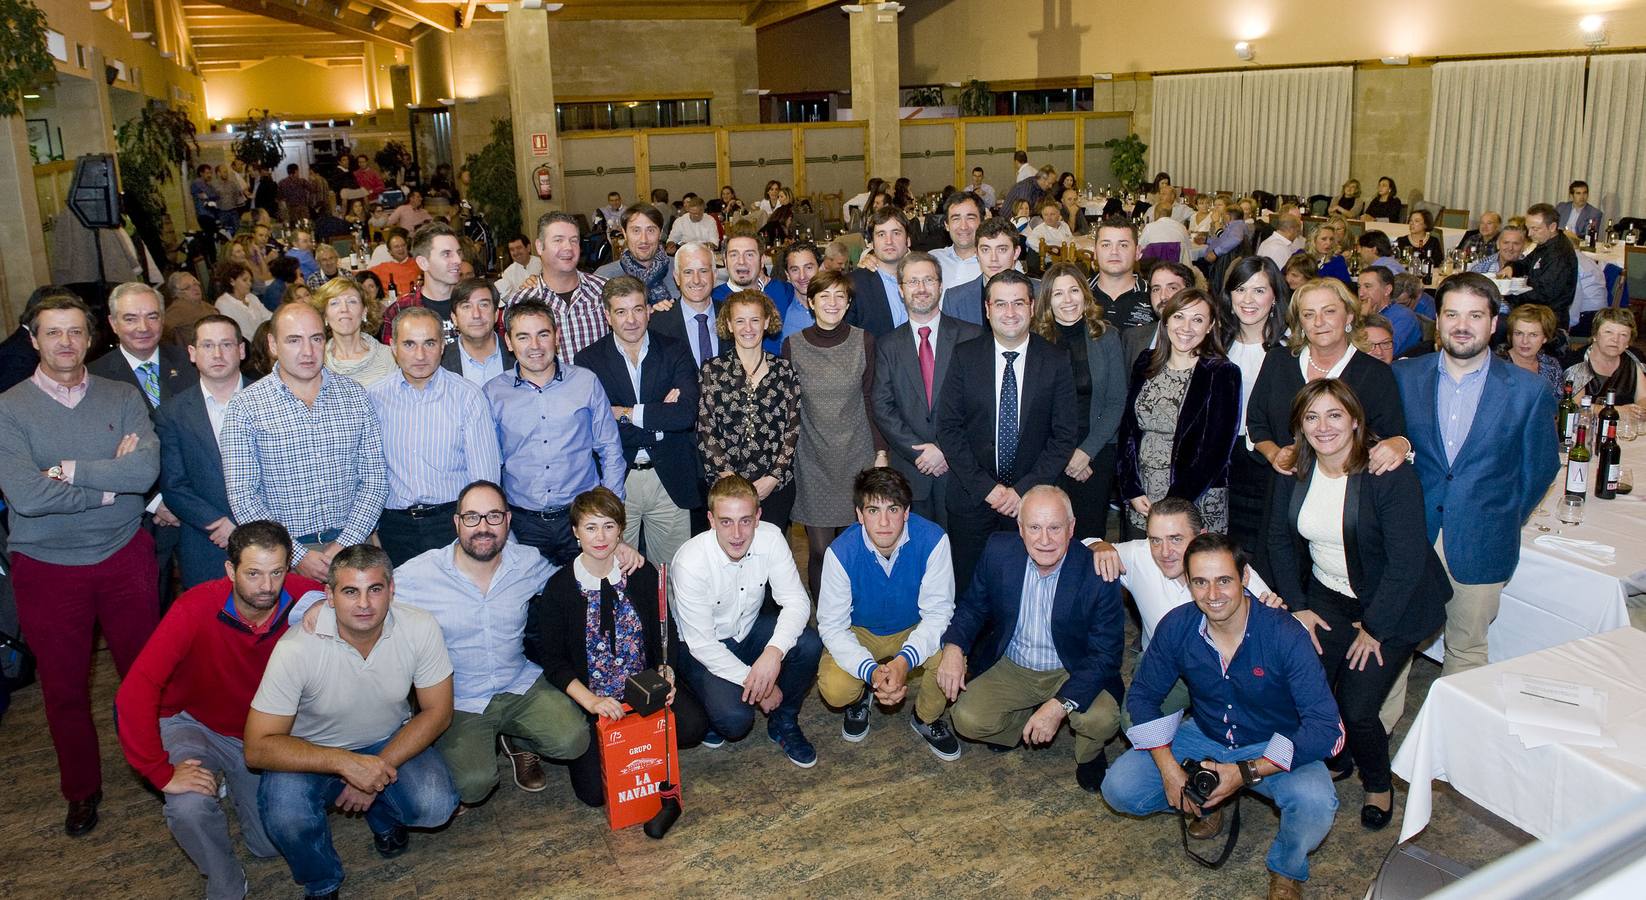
[665,195,720,253]
[1014,150,1036,184]
[1258,212,1305,271]
[930,191,985,293]
[592,192,624,234]
[1571,249,1610,329]
[815,468,959,759]
[493,234,543,299]
[670,475,823,767]
[968,167,997,212]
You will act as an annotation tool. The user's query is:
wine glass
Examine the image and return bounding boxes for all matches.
[1620,414,1638,443]
[1619,467,1635,496]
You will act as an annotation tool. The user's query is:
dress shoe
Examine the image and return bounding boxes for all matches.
[1187,808,1224,840]
[372,824,409,858]
[65,790,102,837]
[499,735,546,792]
[1361,788,1395,831]
[1268,871,1304,900]
[1075,755,1108,793]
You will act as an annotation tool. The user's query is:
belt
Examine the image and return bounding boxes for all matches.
[630,460,655,471]
[510,504,570,519]
[387,502,457,520]
[292,528,343,546]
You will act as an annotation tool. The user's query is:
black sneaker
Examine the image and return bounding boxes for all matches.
[767,716,818,768]
[910,716,962,761]
[842,693,872,742]
[700,729,725,749]
[372,824,409,858]
[1075,754,1108,793]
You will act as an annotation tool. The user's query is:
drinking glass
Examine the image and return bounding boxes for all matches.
[1622,414,1639,443]
[1558,495,1586,525]
[1619,467,1635,495]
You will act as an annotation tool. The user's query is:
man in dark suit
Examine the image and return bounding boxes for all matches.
[846,207,913,336]
[940,217,1024,328]
[933,486,1123,791]
[936,270,1079,590]
[1521,203,1579,327]
[1394,273,1559,676]
[440,278,514,386]
[154,315,246,589]
[89,283,199,600]
[0,285,65,393]
[649,241,725,368]
[872,250,983,529]
[247,164,280,216]
[576,276,704,567]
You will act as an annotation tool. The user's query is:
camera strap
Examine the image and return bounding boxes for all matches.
[1178,789,1241,869]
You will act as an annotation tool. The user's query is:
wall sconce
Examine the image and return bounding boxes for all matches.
[1380,55,1410,66]
[1580,15,1608,49]
[1234,41,1255,62]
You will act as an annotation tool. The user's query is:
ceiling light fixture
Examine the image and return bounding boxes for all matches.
[1234,41,1255,61]
[1580,15,1608,49]
[1380,55,1410,66]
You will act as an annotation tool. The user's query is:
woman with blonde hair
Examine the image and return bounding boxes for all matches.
[309,276,395,387]
[1499,303,1563,399]
[1032,262,1127,538]
[1565,307,1646,408]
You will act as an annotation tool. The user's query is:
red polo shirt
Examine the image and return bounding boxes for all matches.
[115,574,324,789]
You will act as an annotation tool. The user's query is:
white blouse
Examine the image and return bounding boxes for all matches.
[1297,466,1355,599]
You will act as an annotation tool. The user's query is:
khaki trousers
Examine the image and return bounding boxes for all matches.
[817,624,948,725]
[951,657,1120,763]
[624,466,691,568]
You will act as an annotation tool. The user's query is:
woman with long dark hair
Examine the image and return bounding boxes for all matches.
[1219,256,1288,556]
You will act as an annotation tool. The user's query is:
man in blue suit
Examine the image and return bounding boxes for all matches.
[1555,180,1604,240]
[1394,273,1559,674]
[575,275,703,567]
[933,485,1124,792]
[154,315,247,589]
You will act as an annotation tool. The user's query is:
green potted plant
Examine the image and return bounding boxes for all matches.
[117,105,198,261]
[957,79,994,117]
[1102,133,1149,192]
[0,0,52,120]
[232,110,286,170]
[374,140,411,184]
[904,85,945,107]
[464,117,519,249]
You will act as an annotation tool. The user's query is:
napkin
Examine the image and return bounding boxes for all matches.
[1533,534,1617,566]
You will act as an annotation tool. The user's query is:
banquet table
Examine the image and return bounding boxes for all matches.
[1362,219,1465,254]
[1420,435,1644,664]
[1391,626,1646,843]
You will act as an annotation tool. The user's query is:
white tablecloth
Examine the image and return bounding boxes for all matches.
[1391,627,1646,843]
[1419,437,1644,664]
[1362,219,1464,254]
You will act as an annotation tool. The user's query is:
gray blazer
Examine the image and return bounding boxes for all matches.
[1074,325,1130,456]
[871,314,985,502]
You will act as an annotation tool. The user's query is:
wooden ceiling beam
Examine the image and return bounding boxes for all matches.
[190,0,415,48]
[747,0,838,30]
[368,0,452,32]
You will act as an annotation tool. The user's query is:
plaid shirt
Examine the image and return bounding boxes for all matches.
[501,270,609,368]
[380,286,460,346]
[219,368,389,562]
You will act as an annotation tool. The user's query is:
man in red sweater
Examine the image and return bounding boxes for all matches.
[116,521,323,900]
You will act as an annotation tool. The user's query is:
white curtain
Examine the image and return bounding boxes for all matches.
[1582,54,1646,222]
[1425,57,1585,221]
[1149,73,1242,193]
[1236,67,1353,197]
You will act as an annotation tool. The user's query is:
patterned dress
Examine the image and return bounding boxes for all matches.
[696,350,802,487]
[577,563,647,699]
[1128,365,1229,533]
[785,324,882,528]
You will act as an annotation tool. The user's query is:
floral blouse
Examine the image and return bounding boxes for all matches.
[697,350,802,486]
[575,559,646,699]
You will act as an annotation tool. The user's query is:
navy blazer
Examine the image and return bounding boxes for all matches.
[574,332,704,511]
[941,531,1125,711]
[1393,353,1559,584]
[939,275,986,327]
[936,332,1079,504]
[1267,462,1450,648]
[846,266,902,336]
[88,343,199,416]
[871,314,985,504]
[154,384,233,588]
[1117,354,1242,503]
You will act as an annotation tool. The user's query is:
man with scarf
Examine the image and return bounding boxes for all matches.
[502,211,610,367]
[596,204,682,306]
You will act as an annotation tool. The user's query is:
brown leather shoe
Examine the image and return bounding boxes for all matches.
[1268,871,1304,900]
[1187,808,1224,840]
[65,790,102,837]
[499,735,546,792]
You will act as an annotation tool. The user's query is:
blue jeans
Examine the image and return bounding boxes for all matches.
[257,737,458,896]
[1101,719,1339,882]
[677,608,822,740]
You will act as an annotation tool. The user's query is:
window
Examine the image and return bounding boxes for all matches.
[996,88,1094,115]
[555,98,711,133]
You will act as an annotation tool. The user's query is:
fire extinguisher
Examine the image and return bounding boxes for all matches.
[533,164,554,200]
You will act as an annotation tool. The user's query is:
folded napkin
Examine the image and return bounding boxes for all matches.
[1533,534,1617,566]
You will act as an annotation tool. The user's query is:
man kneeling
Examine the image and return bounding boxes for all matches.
[935,485,1124,791]
[816,468,959,758]
[1101,533,1342,900]
[245,545,458,899]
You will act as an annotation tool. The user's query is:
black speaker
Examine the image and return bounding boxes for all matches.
[68,154,122,230]
[104,65,119,86]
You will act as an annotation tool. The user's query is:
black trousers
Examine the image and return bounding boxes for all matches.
[377,503,458,567]
[565,682,710,807]
[1060,442,1117,542]
[510,505,578,567]
[1227,445,1272,581]
[1308,579,1415,794]
[947,497,1017,593]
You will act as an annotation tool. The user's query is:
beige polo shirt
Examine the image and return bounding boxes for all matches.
[252,603,453,751]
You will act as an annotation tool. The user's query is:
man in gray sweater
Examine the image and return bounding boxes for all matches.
[0,291,161,837]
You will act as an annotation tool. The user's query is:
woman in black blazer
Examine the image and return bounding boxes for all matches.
[1033,262,1129,540]
[1117,288,1242,534]
[1219,255,1290,560]
[523,488,708,807]
[1266,379,1449,832]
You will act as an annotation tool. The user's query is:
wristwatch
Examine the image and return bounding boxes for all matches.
[46,465,64,482]
[1058,697,1078,715]
[1237,759,1263,786]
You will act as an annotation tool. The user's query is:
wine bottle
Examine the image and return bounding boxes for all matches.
[386,276,399,303]
[1596,421,1621,499]
[1566,422,1591,498]
[1558,383,1578,449]
[1598,391,1619,447]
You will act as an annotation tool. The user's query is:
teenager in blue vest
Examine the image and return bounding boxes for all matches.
[815,467,960,760]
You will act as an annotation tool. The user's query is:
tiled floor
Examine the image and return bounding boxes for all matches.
[0,529,1530,898]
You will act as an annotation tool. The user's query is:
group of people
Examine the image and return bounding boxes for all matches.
[0,160,1595,898]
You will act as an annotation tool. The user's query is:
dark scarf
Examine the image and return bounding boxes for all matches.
[620,252,672,303]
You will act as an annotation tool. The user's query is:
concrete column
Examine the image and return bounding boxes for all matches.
[412,31,454,106]
[362,43,382,112]
[389,65,414,112]
[504,7,562,226]
[0,116,50,328]
[847,2,902,179]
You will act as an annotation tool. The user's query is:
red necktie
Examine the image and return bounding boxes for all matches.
[918,325,935,407]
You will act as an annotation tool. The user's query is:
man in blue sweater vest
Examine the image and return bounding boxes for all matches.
[815,468,959,759]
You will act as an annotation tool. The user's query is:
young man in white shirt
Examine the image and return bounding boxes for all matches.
[670,475,823,767]
[493,234,543,299]
[666,195,720,253]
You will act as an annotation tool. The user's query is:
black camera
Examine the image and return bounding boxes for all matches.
[1180,759,1222,808]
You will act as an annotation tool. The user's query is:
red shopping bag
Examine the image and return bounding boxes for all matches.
[597,705,681,830]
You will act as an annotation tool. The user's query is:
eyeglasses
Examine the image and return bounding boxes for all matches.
[1367,340,1395,352]
[901,276,940,288]
[458,511,507,527]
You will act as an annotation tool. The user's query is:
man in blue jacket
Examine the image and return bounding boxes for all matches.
[934,485,1123,792]
[1394,273,1559,674]
[1102,533,1343,900]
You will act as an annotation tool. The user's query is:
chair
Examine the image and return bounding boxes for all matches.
[1341,218,1365,240]
[1413,199,1444,223]
[1308,194,1331,216]
[1614,217,1646,240]
[329,238,354,259]
[1141,242,1182,263]
[1626,246,1646,333]
[1251,190,1277,212]
[1439,208,1471,231]
[809,192,844,233]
